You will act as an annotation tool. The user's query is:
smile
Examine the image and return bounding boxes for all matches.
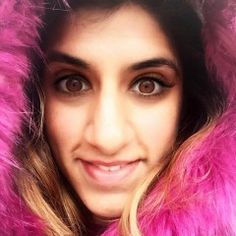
[79,159,141,187]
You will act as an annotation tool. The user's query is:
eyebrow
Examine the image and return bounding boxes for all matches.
[47,51,90,69]
[47,51,179,74]
[129,58,179,74]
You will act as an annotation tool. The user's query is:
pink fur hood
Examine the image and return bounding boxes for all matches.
[0,0,235,235]
[0,0,43,235]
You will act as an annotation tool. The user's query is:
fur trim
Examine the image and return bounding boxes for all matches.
[200,0,236,102]
[0,0,44,235]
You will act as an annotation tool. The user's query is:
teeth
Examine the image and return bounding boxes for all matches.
[97,165,110,171]
[109,165,121,171]
[97,165,122,172]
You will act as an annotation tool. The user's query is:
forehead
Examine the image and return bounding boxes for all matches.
[48,4,179,72]
[52,4,170,48]
[69,4,158,35]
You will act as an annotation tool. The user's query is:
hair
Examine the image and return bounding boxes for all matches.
[16,0,226,235]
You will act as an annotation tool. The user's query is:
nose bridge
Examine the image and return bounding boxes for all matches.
[97,89,121,131]
[86,84,129,155]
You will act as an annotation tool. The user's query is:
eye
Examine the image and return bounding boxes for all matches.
[55,74,91,94]
[131,74,169,97]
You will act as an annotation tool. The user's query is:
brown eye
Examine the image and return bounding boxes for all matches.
[131,75,167,97]
[65,78,82,92]
[56,75,91,94]
[139,80,155,93]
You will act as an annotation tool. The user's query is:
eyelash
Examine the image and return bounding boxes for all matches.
[54,73,172,98]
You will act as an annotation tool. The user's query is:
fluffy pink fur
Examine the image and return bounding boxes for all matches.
[202,0,236,102]
[0,0,44,235]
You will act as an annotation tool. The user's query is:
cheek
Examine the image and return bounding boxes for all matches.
[129,96,181,159]
[44,100,89,156]
[146,108,179,140]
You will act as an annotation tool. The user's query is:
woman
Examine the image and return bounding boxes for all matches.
[0,0,236,235]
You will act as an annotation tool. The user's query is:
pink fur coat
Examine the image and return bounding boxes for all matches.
[0,0,235,235]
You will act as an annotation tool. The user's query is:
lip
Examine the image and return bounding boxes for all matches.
[79,159,141,187]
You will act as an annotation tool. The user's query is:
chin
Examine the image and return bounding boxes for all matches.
[80,192,128,222]
[89,203,123,221]
[76,178,137,223]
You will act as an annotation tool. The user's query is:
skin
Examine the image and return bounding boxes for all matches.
[43,4,182,221]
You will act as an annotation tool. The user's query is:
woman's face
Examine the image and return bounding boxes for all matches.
[43,4,182,220]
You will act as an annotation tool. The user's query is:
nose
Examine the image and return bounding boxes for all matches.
[84,91,131,155]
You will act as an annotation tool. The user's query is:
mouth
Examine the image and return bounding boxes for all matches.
[79,159,141,187]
